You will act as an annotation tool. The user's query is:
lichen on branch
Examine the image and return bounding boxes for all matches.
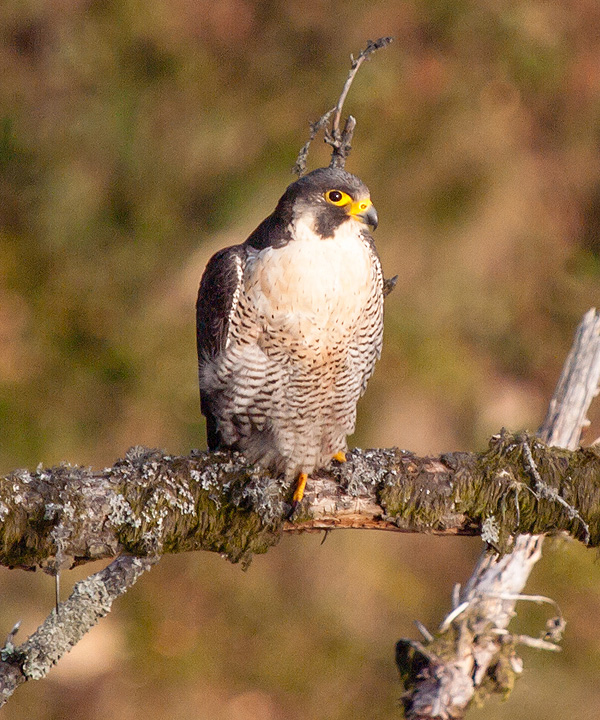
[1,432,599,576]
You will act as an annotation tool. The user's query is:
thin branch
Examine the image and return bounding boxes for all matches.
[521,440,589,542]
[292,109,335,177]
[293,37,393,176]
[0,555,158,706]
[330,38,393,141]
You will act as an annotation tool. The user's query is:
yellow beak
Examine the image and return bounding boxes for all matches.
[349,198,378,229]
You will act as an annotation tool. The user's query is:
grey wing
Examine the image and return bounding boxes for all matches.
[353,236,385,395]
[196,245,245,450]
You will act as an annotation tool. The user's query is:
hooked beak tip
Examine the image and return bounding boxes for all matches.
[351,201,378,230]
[360,205,378,230]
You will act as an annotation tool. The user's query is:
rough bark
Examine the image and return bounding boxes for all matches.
[397,307,600,719]
[1,435,599,575]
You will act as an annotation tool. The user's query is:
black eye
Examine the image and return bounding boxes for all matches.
[328,190,343,203]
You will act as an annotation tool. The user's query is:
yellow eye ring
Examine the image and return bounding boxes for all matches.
[325,189,352,206]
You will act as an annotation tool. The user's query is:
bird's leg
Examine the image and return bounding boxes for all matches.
[333,451,346,463]
[288,472,309,517]
[292,472,308,504]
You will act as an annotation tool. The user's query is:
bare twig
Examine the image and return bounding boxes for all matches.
[292,109,335,177]
[329,39,393,142]
[414,621,434,643]
[293,37,393,176]
[521,440,590,543]
[510,635,562,652]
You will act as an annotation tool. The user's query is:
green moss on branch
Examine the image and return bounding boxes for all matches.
[1,432,599,572]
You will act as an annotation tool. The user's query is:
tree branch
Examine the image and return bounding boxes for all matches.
[1,434,600,576]
[1,310,599,710]
[0,555,158,705]
[397,307,600,719]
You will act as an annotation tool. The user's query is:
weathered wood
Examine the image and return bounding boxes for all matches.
[397,308,600,719]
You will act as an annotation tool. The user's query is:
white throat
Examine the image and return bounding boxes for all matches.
[244,215,373,344]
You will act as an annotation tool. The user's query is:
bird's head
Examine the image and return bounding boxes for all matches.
[276,167,378,239]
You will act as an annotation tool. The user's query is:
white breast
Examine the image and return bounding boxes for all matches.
[244,217,373,345]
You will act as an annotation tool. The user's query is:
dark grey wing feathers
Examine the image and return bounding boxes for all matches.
[196,245,244,359]
[244,212,292,250]
[196,245,245,450]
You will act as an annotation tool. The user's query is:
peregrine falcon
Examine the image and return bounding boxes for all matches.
[196,167,384,509]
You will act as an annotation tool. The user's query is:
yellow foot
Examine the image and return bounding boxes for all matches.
[333,451,347,463]
[292,472,309,504]
[288,472,309,519]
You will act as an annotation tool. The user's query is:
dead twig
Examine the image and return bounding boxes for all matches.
[293,37,393,176]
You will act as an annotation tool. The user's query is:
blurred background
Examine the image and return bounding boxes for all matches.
[1,0,600,718]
